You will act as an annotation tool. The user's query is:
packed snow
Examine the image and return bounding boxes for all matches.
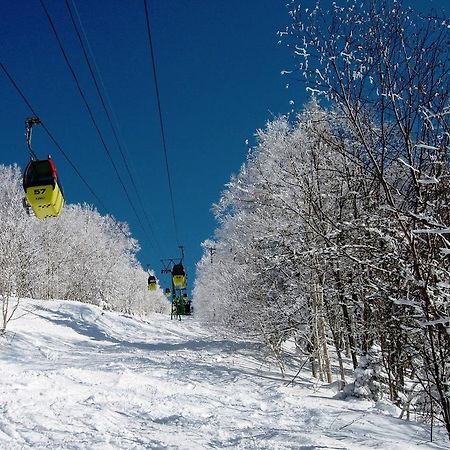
[0,299,447,449]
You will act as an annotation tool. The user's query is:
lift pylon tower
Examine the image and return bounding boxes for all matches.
[160,246,190,320]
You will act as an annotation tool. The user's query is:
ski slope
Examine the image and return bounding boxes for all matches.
[0,299,447,449]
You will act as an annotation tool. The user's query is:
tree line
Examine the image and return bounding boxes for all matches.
[194,0,450,439]
[0,164,169,333]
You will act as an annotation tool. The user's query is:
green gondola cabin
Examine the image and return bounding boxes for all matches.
[182,293,191,315]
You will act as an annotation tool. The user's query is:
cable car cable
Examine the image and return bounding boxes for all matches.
[143,0,181,247]
[38,0,158,254]
[0,61,107,212]
[0,61,132,239]
[65,0,163,256]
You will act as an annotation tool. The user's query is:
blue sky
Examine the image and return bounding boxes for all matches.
[0,0,447,291]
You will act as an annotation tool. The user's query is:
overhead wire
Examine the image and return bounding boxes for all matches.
[0,61,136,242]
[0,61,108,213]
[65,0,163,256]
[143,0,181,247]
[38,0,159,254]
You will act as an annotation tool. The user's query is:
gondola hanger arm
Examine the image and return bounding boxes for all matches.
[25,116,41,160]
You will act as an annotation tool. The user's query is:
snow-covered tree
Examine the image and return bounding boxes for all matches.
[0,165,32,332]
[0,164,168,331]
[195,93,448,435]
[285,0,450,436]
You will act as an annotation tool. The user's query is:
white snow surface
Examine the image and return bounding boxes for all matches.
[0,299,448,450]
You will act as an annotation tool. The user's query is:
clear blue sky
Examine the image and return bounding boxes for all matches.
[0,0,447,291]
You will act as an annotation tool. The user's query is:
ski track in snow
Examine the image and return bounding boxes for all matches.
[0,299,447,450]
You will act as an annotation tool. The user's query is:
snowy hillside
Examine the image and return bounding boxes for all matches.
[0,299,447,449]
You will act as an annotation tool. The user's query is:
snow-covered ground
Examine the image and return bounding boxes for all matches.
[0,299,447,449]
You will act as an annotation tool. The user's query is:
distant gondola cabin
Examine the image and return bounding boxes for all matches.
[172,263,186,289]
[148,275,157,291]
[23,158,64,219]
[182,293,191,315]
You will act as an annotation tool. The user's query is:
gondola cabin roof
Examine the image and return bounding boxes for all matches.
[23,159,58,189]
[172,264,186,276]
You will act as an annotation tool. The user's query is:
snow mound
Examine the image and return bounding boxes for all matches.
[0,299,447,449]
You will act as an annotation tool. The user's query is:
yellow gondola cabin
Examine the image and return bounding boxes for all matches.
[148,275,157,291]
[172,263,186,289]
[23,158,64,219]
